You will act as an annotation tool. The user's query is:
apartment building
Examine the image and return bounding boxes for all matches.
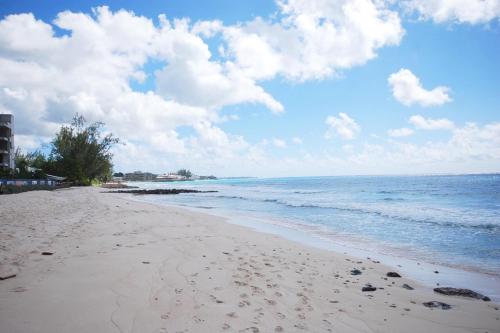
[0,114,14,170]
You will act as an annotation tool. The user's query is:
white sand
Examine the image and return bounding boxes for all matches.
[0,187,498,333]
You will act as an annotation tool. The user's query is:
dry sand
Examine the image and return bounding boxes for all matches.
[0,187,499,333]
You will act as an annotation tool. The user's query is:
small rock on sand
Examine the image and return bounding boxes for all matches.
[434,287,490,302]
[402,284,414,290]
[41,252,54,256]
[362,284,377,292]
[350,269,362,275]
[386,272,401,278]
[423,301,451,310]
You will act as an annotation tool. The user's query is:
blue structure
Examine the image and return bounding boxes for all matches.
[0,179,56,187]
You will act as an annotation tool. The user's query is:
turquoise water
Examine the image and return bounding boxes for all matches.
[131,174,500,276]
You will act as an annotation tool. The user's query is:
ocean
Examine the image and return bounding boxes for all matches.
[130,174,500,278]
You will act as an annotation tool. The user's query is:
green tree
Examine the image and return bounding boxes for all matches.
[49,115,119,185]
[13,148,47,179]
[177,169,192,178]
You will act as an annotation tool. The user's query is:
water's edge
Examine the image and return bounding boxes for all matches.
[128,194,500,302]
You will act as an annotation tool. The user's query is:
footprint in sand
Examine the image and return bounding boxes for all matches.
[209,295,224,304]
[226,312,238,318]
[265,298,277,305]
[294,323,307,330]
[276,312,286,319]
[238,300,251,307]
[234,280,248,286]
[250,285,264,295]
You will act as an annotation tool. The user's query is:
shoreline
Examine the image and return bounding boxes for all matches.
[1,187,499,332]
[128,194,500,302]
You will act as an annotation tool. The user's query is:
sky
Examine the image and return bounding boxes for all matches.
[0,0,499,177]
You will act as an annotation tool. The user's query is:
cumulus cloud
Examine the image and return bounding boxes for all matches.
[325,113,360,140]
[222,0,405,81]
[0,6,285,174]
[207,121,500,176]
[387,127,414,137]
[154,17,283,113]
[0,3,407,174]
[409,115,455,130]
[292,137,303,144]
[1,3,497,177]
[388,68,451,107]
[273,138,287,148]
[402,0,500,24]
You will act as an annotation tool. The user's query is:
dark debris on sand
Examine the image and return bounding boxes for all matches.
[434,287,491,302]
[423,301,452,310]
[362,284,377,292]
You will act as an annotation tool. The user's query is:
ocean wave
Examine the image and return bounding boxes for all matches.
[202,193,499,232]
[281,202,500,231]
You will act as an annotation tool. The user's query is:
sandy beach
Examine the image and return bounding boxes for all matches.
[0,187,498,333]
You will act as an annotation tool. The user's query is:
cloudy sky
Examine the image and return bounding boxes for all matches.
[1,0,499,176]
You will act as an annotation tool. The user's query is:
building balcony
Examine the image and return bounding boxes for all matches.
[0,149,9,154]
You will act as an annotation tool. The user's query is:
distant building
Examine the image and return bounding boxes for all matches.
[124,171,156,181]
[153,172,217,182]
[154,173,187,182]
[0,114,14,170]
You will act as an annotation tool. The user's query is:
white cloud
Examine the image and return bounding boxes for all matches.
[402,0,500,24]
[388,68,451,107]
[1,4,497,177]
[154,18,284,113]
[273,138,287,148]
[205,120,500,176]
[325,112,360,140]
[14,134,51,151]
[387,127,414,137]
[111,120,500,177]
[0,7,284,175]
[222,0,404,81]
[409,115,455,130]
[292,137,303,144]
[0,4,408,175]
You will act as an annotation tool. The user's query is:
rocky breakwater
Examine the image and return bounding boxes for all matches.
[106,189,218,195]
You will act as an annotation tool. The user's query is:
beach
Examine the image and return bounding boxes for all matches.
[0,187,499,333]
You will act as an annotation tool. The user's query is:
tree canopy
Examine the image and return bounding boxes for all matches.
[14,148,47,179]
[46,115,119,185]
[177,169,192,178]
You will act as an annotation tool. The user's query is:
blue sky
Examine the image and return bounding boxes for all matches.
[0,0,499,176]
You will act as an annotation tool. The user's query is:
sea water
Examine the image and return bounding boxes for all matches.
[131,175,500,278]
